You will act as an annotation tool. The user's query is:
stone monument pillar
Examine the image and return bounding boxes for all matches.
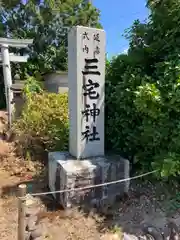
[48,26,129,209]
[68,26,105,159]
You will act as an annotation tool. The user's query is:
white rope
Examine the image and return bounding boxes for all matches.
[21,170,157,198]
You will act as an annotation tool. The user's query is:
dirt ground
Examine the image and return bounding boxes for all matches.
[1,111,180,240]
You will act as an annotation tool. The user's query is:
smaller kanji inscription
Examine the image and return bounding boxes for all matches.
[94,33,100,42]
[82,32,89,40]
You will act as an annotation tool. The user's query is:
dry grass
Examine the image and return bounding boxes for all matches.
[0,138,43,177]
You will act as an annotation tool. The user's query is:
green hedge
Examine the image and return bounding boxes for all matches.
[105,55,180,178]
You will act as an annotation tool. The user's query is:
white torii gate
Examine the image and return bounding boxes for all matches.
[0,38,33,127]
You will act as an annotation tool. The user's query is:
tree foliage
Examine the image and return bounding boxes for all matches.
[106,0,180,178]
[0,0,101,108]
[0,0,101,77]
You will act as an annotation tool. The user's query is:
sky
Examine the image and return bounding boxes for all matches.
[93,0,149,58]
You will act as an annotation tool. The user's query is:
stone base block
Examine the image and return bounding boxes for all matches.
[48,152,129,209]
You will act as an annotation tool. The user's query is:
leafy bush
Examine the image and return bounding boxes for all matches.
[105,54,180,178]
[105,56,144,159]
[13,88,69,159]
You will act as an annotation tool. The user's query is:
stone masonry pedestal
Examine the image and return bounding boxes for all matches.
[48,152,130,209]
